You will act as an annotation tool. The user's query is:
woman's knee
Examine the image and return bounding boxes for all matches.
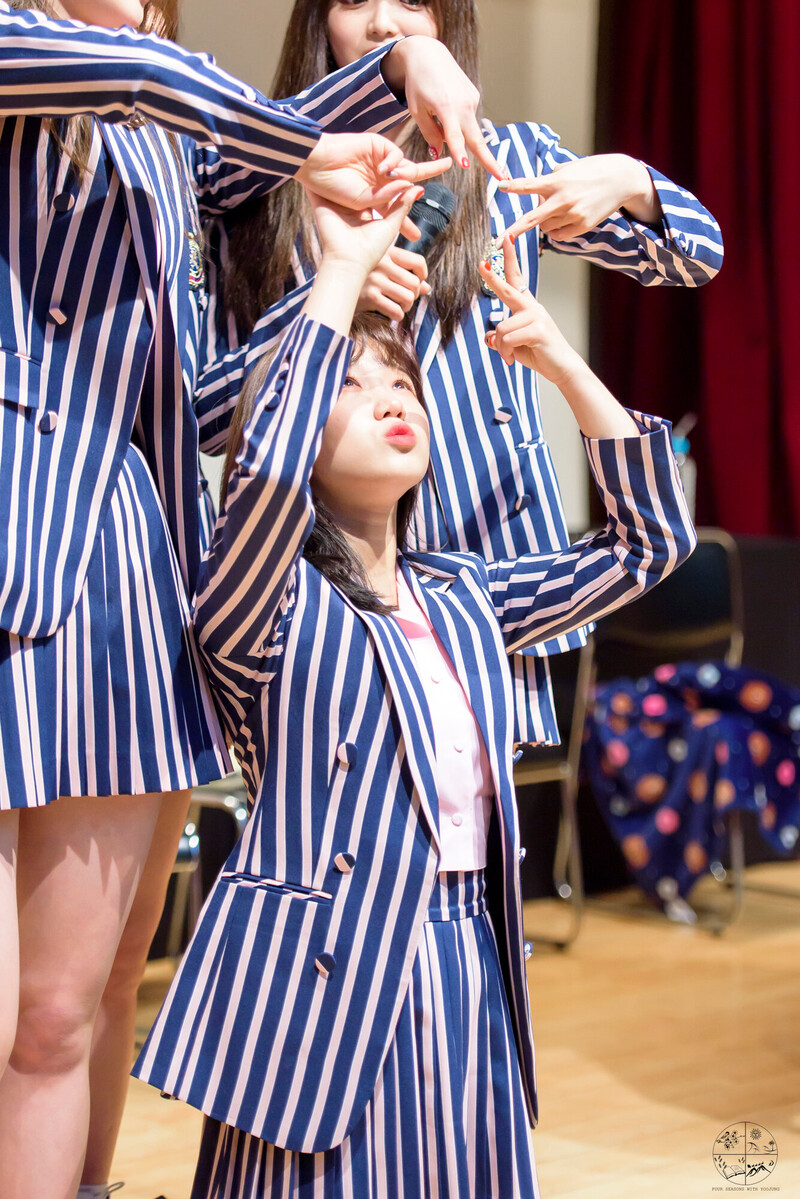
[11,988,97,1077]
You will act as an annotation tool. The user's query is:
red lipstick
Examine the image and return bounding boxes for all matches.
[384,421,417,448]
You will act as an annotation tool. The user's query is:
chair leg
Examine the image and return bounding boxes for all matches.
[530,775,584,950]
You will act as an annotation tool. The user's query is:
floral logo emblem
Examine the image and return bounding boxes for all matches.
[713,1123,778,1185]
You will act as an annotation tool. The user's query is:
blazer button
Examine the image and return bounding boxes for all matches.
[493,407,513,424]
[514,494,532,515]
[333,851,356,874]
[263,390,281,411]
[48,307,68,326]
[524,941,533,961]
[336,742,357,767]
[519,847,527,863]
[53,192,75,213]
[38,411,58,434]
[315,952,336,979]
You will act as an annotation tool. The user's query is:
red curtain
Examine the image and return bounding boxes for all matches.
[591,0,800,535]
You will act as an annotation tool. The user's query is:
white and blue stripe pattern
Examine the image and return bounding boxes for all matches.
[0,445,227,807]
[191,871,540,1199]
[0,5,406,638]
[134,315,695,1150]
[0,8,407,805]
[194,118,721,741]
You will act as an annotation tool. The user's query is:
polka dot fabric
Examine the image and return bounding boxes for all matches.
[583,662,800,903]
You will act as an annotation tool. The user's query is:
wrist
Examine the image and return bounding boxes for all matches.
[381,36,410,94]
[619,156,661,223]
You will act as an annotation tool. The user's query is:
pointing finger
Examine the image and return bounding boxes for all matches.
[501,235,526,292]
[498,173,555,195]
[477,258,529,314]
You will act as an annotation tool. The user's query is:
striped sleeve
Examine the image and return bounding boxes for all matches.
[512,122,723,285]
[194,268,314,455]
[192,43,408,214]
[0,6,321,179]
[487,412,697,652]
[193,316,351,663]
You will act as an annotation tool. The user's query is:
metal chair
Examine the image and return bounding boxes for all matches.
[514,636,595,949]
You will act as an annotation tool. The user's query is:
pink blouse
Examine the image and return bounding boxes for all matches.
[394,569,494,872]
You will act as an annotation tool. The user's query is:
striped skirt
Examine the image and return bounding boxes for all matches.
[0,443,229,808]
[191,870,540,1199]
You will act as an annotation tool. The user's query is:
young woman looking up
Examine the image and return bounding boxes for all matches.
[0,2,461,1194]
[199,0,723,750]
[134,184,696,1197]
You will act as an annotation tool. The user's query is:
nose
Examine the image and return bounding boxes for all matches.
[368,1,401,40]
[374,389,406,421]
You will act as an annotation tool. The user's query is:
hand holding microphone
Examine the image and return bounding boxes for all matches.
[357,182,456,321]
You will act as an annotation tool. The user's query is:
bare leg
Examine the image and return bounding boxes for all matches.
[0,810,19,1077]
[81,788,192,1186]
[0,793,162,1199]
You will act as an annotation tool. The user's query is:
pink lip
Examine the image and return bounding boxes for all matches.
[384,421,417,447]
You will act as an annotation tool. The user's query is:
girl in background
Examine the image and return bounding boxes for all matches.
[0,2,458,1193]
[198,0,723,748]
[134,184,696,1196]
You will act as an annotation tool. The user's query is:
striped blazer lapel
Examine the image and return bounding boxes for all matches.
[98,122,160,327]
[401,555,520,846]
[328,581,442,853]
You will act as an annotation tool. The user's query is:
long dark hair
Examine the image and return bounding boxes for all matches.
[222,313,425,614]
[12,0,179,181]
[224,0,488,346]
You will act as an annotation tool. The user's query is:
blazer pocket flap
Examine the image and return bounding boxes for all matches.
[0,352,43,411]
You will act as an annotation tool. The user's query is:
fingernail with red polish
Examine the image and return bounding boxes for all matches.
[461,157,470,169]
[428,146,439,160]
[509,233,515,245]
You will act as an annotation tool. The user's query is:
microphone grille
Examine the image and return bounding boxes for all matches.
[408,182,457,234]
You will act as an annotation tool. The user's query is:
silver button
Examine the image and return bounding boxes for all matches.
[451,813,464,827]
[48,307,67,326]
[38,411,58,434]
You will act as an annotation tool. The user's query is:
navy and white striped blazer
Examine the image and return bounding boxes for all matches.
[0,5,405,638]
[134,314,696,1151]
[194,119,722,741]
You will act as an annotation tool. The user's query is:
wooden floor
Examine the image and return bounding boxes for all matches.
[115,861,800,1198]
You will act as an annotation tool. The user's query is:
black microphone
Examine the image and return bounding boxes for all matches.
[394,181,456,258]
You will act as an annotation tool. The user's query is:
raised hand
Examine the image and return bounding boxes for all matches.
[301,184,424,335]
[478,237,581,384]
[382,37,506,180]
[479,237,639,438]
[357,245,430,321]
[500,154,662,242]
[296,131,451,214]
